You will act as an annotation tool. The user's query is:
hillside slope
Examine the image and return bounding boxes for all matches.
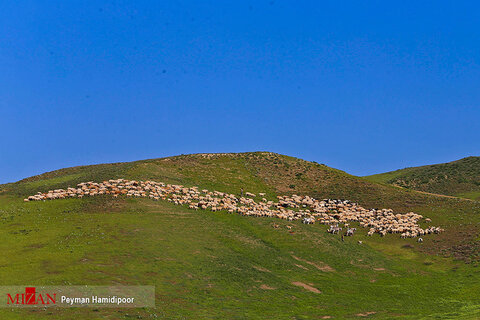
[3,152,433,210]
[365,156,480,200]
[3,152,479,262]
[0,152,479,319]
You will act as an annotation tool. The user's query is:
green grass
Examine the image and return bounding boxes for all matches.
[456,190,480,201]
[363,169,414,185]
[364,156,480,200]
[0,152,479,319]
[0,196,479,319]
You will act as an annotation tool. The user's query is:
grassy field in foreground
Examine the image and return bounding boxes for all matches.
[0,152,479,319]
[0,195,479,319]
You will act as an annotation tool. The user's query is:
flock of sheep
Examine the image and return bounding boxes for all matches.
[24,179,443,238]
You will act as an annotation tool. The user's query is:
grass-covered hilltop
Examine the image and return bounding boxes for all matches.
[0,152,479,319]
[365,156,480,201]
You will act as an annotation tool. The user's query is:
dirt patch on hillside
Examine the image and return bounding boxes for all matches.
[292,255,335,272]
[253,265,271,273]
[260,284,276,290]
[295,264,309,270]
[355,311,376,317]
[291,282,321,293]
[350,260,388,272]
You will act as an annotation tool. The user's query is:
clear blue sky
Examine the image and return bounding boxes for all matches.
[1,1,479,183]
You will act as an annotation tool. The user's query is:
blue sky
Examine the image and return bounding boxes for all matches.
[1,1,479,183]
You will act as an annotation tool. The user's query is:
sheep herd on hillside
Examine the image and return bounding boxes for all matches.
[24,179,443,239]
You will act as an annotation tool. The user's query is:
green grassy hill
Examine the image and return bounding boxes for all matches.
[0,152,479,319]
[365,156,480,200]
